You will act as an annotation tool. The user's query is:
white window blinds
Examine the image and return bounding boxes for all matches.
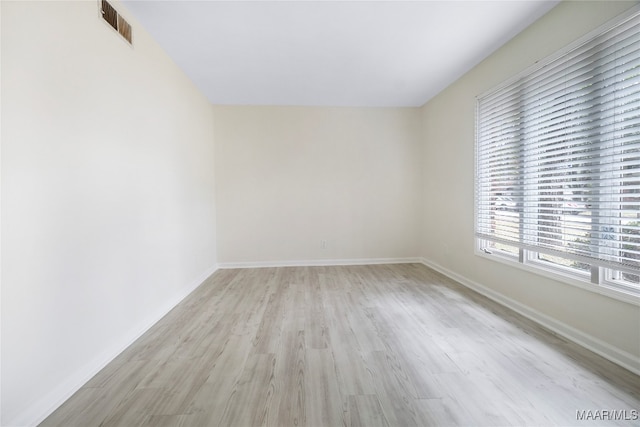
[476,10,640,274]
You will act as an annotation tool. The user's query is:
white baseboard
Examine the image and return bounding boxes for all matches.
[9,264,218,427]
[217,257,423,269]
[419,257,640,376]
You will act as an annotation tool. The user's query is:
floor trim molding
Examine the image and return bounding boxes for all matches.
[420,257,640,376]
[13,264,219,427]
[217,257,423,269]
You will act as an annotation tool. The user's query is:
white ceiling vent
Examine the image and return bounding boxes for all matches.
[100,0,132,44]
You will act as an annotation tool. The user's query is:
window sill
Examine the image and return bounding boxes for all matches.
[475,247,640,306]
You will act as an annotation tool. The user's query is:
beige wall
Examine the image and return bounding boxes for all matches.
[213,106,422,265]
[1,1,217,424]
[420,0,640,365]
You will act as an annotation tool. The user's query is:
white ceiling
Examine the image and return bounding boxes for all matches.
[122,0,560,107]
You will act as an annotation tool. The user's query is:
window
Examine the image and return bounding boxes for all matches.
[475,6,640,300]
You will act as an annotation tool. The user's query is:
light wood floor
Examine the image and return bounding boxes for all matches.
[41,264,639,426]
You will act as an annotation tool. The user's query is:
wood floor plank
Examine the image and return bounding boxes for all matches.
[365,306,457,398]
[324,297,376,396]
[40,264,640,427]
[270,328,306,427]
[99,387,174,427]
[347,394,389,427]
[305,349,346,427]
[218,353,277,427]
[253,269,289,354]
[41,359,161,427]
[182,332,253,426]
[140,414,190,427]
[365,350,424,426]
[304,269,330,350]
[414,398,467,427]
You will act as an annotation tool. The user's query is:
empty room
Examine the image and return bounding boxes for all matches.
[2,0,639,426]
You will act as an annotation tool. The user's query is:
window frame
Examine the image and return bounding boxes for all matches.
[474,5,640,305]
[476,239,639,304]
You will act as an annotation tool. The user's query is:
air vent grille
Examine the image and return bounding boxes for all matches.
[117,15,132,43]
[101,0,132,44]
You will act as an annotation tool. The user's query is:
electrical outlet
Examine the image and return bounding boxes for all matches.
[321,240,327,249]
